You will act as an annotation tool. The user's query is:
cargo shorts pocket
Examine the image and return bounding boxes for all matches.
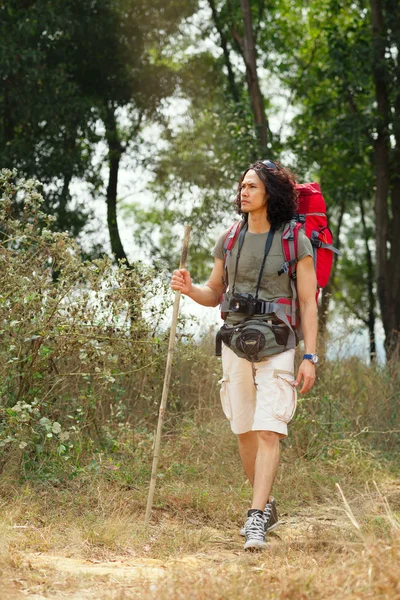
[218,376,232,421]
[272,371,297,424]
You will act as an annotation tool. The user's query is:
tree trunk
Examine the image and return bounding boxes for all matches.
[57,172,72,231]
[57,131,78,232]
[318,199,345,346]
[387,2,400,358]
[359,197,376,362]
[239,0,269,155]
[104,106,129,266]
[387,147,400,357]
[3,81,15,148]
[370,0,394,357]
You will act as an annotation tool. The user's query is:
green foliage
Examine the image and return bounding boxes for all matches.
[0,0,98,234]
[0,0,199,245]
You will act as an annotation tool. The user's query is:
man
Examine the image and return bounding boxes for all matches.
[171,160,318,550]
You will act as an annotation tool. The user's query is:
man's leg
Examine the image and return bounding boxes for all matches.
[238,431,277,500]
[242,431,281,550]
[238,431,258,486]
[238,431,278,534]
[242,350,295,549]
[251,431,280,510]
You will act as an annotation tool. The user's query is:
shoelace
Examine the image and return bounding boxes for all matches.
[263,503,273,526]
[245,514,265,541]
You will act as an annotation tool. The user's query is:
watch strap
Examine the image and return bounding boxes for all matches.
[303,353,318,364]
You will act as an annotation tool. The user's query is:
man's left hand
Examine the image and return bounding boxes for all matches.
[295,360,316,394]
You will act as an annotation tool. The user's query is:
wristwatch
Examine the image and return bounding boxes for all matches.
[303,353,319,364]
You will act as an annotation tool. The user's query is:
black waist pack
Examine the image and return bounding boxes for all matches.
[215,319,292,362]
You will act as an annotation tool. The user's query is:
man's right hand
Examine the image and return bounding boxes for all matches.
[170,269,193,296]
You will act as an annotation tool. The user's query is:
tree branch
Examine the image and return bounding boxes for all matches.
[207,0,241,104]
[230,26,245,57]
[339,293,369,327]
[254,0,266,42]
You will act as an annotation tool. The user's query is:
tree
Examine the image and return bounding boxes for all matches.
[333,198,377,361]
[207,0,274,157]
[0,0,97,236]
[235,0,270,153]
[369,0,400,357]
[264,0,400,357]
[307,0,400,358]
[0,0,199,263]
[69,0,199,264]
[128,0,287,277]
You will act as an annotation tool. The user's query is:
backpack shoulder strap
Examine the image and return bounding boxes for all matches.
[223,221,242,254]
[279,220,302,328]
[218,221,244,316]
[280,220,302,277]
[222,221,244,288]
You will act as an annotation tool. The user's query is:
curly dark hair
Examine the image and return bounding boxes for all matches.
[234,160,298,229]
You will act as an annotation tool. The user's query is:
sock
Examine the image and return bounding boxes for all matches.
[247,509,263,518]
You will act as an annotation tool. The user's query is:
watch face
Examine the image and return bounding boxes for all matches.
[312,354,319,364]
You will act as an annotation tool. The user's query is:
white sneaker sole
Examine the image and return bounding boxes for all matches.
[244,539,268,551]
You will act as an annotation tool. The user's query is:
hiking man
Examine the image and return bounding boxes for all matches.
[170,160,318,550]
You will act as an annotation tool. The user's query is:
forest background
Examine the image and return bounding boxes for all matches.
[1,1,400,599]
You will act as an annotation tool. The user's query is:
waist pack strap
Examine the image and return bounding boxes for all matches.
[269,302,294,331]
[215,329,222,357]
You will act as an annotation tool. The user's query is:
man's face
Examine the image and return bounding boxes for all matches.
[240,169,268,214]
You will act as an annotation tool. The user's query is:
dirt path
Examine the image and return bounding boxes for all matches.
[4,507,353,600]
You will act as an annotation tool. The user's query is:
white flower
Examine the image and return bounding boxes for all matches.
[59,431,69,442]
[19,441,28,449]
[52,422,62,434]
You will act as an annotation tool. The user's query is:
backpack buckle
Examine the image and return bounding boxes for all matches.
[278,261,290,276]
[311,238,323,248]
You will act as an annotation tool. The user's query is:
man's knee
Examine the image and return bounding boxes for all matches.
[257,430,281,445]
[238,431,257,445]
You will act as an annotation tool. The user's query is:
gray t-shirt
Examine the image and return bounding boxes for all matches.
[212,223,313,324]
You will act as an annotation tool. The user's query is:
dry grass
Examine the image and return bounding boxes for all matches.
[0,415,399,599]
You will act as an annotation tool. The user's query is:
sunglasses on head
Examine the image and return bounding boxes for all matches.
[262,159,277,169]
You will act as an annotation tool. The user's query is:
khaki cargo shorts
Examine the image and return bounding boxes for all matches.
[219,344,297,436]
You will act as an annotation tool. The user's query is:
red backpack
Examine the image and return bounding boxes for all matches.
[222,182,340,328]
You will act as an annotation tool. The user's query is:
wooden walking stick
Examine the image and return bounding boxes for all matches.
[144,225,191,526]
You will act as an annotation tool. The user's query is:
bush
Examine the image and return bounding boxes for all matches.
[0,170,174,472]
[289,355,400,458]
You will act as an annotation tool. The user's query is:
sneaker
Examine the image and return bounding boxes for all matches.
[263,497,279,533]
[244,511,267,550]
[240,497,279,537]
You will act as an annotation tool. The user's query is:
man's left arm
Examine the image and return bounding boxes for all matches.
[295,255,318,393]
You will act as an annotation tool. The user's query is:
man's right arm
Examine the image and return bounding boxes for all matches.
[170,257,226,308]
